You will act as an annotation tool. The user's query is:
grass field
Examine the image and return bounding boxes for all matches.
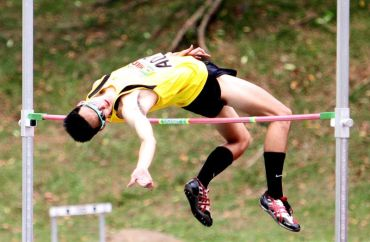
[0,1,369,241]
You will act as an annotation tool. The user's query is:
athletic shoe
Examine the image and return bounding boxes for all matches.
[260,191,301,232]
[184,178,213,226]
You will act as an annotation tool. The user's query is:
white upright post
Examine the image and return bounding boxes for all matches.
[21,1,35,242]
[335,1,352,242]
[98,214,106,242]
[51,217,58,242]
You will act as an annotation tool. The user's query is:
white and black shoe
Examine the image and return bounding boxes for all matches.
[260,191,301,232]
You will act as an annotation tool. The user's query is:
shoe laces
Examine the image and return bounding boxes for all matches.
[280,197,299,224]
[269,196,292,223]
[280,196,293,213]
[196,179,211,213]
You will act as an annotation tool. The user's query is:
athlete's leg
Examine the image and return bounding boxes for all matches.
[185,106,251,227]
[213,105,251,159]
[217,74,290,197]
[217,75,300,232]
[197,105,251,187]
[217,75,292,153]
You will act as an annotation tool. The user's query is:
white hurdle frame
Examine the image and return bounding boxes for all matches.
[49,203,112,242]
[21,1,352,241]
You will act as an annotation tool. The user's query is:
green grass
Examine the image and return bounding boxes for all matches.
[0,1,369,241]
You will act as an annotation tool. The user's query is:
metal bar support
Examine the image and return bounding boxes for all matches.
[22,1,34,242]
[335,1,352,242]
[51,217,58,242]
[99,214,106,242]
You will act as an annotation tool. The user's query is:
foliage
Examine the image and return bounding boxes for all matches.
[0,0,369,241]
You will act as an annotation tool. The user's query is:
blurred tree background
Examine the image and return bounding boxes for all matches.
[0,0,369,241]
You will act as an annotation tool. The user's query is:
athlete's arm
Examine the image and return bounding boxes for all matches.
[120,90,157,189]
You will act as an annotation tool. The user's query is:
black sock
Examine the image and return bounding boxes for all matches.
[197,146,234,188]
[264,152,285,199]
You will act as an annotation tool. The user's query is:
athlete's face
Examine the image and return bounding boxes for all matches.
[77,93,115,130]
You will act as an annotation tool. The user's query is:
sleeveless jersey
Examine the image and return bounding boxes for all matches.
[85,53,208,122]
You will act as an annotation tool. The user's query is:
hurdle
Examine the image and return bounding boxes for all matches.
[49,203,112,242]
[20,1,352,242]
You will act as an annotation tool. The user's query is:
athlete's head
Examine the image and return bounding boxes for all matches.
[64,102,106,142]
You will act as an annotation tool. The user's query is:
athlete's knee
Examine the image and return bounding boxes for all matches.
[275,103,292,116]
[275,104,292,128]
[282,106,292,116]
[282,106,292,125]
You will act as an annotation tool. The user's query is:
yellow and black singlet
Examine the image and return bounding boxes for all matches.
[86,53,208,122]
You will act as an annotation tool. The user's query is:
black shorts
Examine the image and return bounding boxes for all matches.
[182,61,237,118]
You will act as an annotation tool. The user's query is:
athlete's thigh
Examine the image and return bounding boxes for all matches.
[217,75,289,116]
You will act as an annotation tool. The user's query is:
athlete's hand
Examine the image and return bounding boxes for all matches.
[127,167,154,189]
[177,45,211,59]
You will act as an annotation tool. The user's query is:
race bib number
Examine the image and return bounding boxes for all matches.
[130,53,172,76]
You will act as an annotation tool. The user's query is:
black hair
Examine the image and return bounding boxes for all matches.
[63,106,100,142]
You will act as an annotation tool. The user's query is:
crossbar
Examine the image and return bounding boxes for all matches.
[28,112,335,125]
